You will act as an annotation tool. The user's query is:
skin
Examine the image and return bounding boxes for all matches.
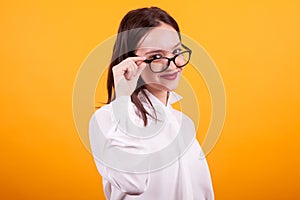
[113,22,184,105]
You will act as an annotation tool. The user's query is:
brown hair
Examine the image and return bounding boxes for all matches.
[100,7,180,126]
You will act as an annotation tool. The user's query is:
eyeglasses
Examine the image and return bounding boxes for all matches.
[136,44,192,73]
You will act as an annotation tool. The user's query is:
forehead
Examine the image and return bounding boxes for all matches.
[137,25,180,52]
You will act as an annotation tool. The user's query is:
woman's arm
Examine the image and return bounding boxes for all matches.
[89,103,150,195]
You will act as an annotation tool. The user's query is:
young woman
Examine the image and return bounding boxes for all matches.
[89,7,214,200]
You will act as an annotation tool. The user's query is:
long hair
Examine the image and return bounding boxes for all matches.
[101,7,181,126]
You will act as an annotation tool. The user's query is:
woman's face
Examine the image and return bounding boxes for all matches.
[135,23,184,92]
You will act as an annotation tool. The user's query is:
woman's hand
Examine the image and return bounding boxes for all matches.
[113,56,146,98]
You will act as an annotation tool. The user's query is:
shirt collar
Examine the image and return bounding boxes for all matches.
[139,88,183,107]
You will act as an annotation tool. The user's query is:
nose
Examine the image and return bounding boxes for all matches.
[168,60,177,70]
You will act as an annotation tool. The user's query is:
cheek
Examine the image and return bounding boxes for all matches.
[141,68,159,84]
[179,67,184,73]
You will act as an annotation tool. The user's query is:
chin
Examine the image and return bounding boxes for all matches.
[167,85,179,91]
[164,79,181,90]
[161,82,179,91]
[145,82,177,92]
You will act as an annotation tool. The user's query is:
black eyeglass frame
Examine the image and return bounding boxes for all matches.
[135,44,192,73]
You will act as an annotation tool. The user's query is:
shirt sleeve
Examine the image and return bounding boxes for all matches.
[88,96,150,195]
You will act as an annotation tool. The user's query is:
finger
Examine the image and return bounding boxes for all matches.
[124,61,137,80]
[129,60,142,79]
[124,65,134,80]
[126,56,147,62]
[134,62,146,77]
[135,60,145,66]
[113,56,145,81]
[115,57,144,74]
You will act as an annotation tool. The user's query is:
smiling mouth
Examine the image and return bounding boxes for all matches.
[160,72,178,80]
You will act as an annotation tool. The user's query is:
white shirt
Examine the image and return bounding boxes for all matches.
[89,89,214,200]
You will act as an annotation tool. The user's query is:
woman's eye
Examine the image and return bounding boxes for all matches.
[173,48,182,54]
[149,54,162,59]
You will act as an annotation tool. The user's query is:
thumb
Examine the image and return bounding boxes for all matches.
[134,62,147,77]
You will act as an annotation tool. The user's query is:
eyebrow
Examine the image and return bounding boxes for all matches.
[143,42,182,55]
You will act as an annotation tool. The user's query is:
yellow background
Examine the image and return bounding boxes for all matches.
[1,0,300,199]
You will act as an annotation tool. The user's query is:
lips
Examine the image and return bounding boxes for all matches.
[160,72,178,80]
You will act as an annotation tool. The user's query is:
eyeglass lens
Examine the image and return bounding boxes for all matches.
[150,51,191,72]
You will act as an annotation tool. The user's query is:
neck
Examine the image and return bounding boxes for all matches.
[145,86,169,106]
